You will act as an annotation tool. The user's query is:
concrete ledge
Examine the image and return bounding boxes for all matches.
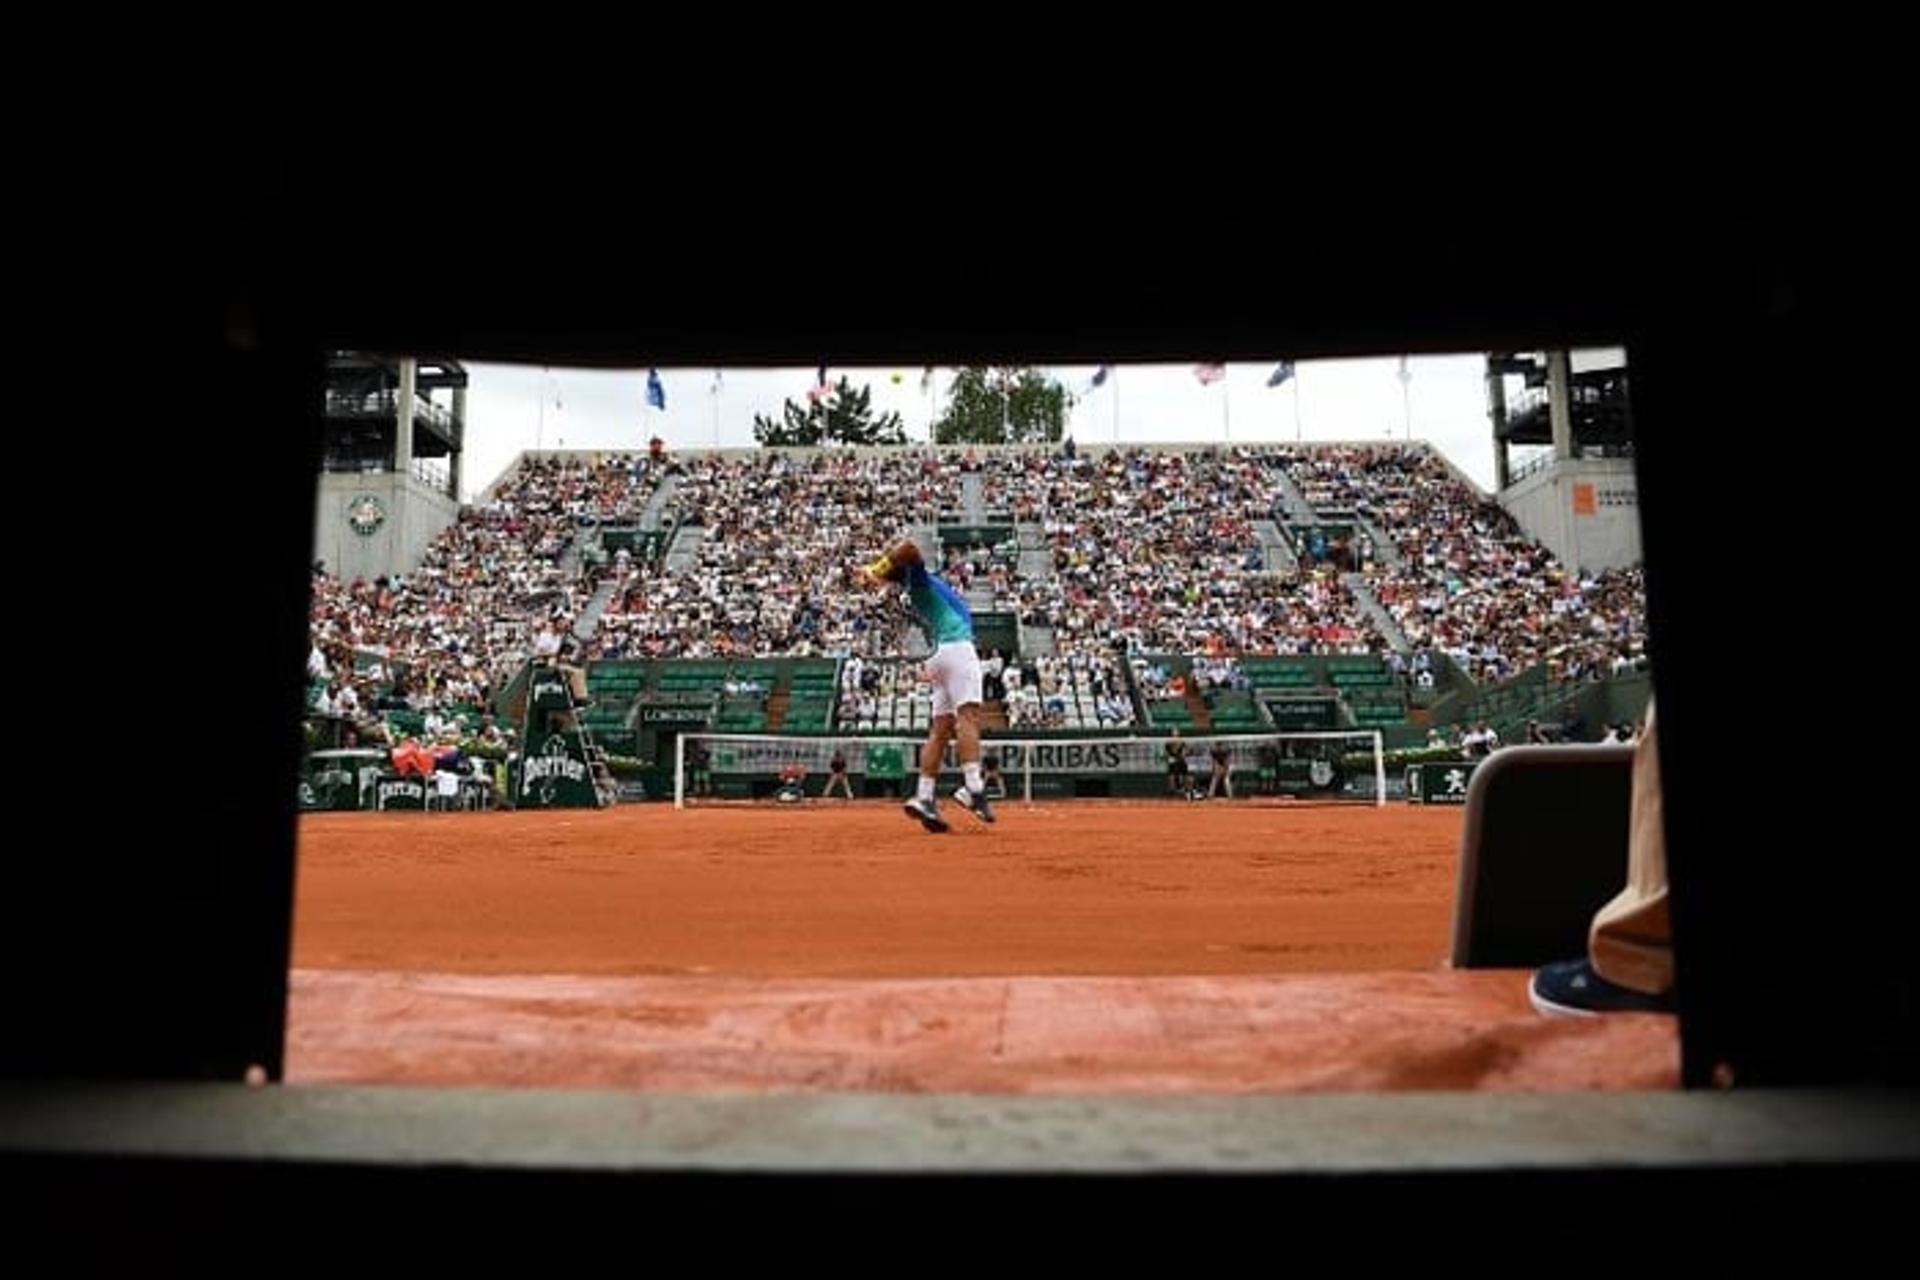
[5,1084,1915,1175]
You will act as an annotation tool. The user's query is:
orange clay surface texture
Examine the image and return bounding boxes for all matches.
[289,801,1678,1092]
[293,802,1458,978]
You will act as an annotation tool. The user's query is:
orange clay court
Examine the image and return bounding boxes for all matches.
[289,800,1677,1093]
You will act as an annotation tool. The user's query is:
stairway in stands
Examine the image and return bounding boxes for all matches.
[1268,464,1317,523]
[1254,519,1299,572]
[638,474,677,530]
[572,578,619,643]
[1343,574,1413,653]
[1185,684,1214,731]
[665,523,704,572]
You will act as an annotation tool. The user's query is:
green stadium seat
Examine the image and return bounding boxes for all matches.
[1208,693,1258,721]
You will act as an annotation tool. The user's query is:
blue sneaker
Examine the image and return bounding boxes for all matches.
[953,786,996,824]
[903,796,948,833]
[1529,959,1674,1018]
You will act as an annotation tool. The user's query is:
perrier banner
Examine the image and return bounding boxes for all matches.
[517,731,598,807]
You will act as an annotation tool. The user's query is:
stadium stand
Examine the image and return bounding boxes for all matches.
[1271,445,1648,685]
[306,441,1649,773]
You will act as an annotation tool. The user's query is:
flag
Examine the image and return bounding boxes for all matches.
[1194,363,1226,386]
[816,364,828,387]
[806,382,832,405]
[1090,364,1111,388]
[921,365,934,392]
[710,369,723,395]
[1266,361,1296,388]
[646,368,666,411]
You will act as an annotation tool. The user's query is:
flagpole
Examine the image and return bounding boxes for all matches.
[1294,375,1303,443]
[1223,373,1231,443]
[1112,368,1119,443]
[1399,355,1413,441]
[537,366,548,453]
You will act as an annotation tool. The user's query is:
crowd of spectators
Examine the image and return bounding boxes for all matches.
[938,536,1020,610]
[985,447,1385,657]
[830,646,1137,732]
[578,451,943,661]
[1283,445,1649,684]
[833,658,932,732]
[308,442,1649,737]
[308,454,661,737]
[1001,650,1137,729]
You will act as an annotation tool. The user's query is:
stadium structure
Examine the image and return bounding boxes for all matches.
[312,353,469,585]
[1487,347,1639,574]
[303,351,1652,812]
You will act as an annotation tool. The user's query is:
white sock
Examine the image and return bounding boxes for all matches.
[917,774,936,802]
[963,764,984,795]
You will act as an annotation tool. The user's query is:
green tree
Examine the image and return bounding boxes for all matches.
[932,366,1072,445]
[753,377,907,447]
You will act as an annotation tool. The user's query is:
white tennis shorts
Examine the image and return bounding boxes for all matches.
[924,640,984,717]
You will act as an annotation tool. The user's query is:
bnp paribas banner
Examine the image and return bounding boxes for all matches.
[703,738,1345,779]
[994,740,1339,776]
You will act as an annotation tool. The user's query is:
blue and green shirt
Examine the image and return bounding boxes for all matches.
[903,561,974,646]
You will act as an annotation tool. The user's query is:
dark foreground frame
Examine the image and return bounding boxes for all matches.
[8,155,1912,1247]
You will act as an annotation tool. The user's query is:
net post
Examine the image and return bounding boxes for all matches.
[674,732,686,810]
[1373,730,1386,808]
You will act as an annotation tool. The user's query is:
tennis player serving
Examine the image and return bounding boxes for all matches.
[857,538,995,832]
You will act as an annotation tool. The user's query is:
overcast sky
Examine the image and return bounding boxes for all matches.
[448,356,1542,501]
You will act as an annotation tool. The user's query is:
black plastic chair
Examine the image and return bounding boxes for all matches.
[1449,743,1636,969]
